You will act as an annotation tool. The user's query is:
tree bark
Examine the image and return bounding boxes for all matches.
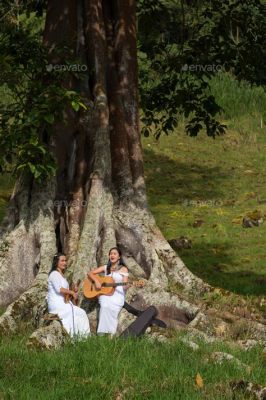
[1,0,264,341]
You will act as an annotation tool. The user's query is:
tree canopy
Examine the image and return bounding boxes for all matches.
[0,0,265,179]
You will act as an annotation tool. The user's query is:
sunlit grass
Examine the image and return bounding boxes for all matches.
[143,122,266,296]
[0,334,265,400]
[210,72,266,121]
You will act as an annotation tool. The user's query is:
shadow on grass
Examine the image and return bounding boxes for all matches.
[144,148,229,206]
[179,242,266,296]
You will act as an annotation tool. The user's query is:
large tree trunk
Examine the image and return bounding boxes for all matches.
[1,0,264,341]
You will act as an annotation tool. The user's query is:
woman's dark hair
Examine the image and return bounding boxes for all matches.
[106,247,126,275]
[49,253,66,275]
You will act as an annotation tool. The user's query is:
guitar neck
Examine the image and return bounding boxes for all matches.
[103,282,128,288]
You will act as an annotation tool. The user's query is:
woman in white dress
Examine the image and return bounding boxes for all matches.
[47,253,90,338]
[88,247,129,335]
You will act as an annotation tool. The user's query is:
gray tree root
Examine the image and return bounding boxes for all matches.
[0,179,56,308]
[114,203,210,294]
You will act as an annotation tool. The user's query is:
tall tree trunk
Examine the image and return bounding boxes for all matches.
[2,0,263,341]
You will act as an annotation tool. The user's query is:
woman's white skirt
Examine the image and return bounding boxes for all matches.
[97,293,124,334]
[48,301,90,338]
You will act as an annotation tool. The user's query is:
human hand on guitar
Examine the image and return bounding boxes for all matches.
[87,272,102,290]
[94,280,102,290]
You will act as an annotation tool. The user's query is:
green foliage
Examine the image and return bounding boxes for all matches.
[1,0,265,179]
[0,6,87,182]
[205,0,266,85]
[138,0,266,138]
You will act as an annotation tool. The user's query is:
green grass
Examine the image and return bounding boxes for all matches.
[143,73,266,297]
[0,334,265,400]
[143,128,266,296]
[210,72,266,121]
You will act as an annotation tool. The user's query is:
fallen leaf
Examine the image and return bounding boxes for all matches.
[195,373,204,389]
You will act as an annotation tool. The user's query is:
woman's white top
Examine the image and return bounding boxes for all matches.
[47,270,68,310]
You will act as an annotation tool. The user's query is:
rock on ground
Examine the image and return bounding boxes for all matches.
[27,320,68,350]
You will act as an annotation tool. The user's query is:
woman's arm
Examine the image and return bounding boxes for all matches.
[87,266,105,289]
[59,287,78,301]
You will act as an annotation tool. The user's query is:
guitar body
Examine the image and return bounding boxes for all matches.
[83,276,116,299]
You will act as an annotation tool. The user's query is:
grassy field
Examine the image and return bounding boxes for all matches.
[143,73,266,297]
[0,334,265,400]
[143,130,266,296]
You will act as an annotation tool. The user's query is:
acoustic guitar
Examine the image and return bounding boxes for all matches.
[83,276,145,300]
